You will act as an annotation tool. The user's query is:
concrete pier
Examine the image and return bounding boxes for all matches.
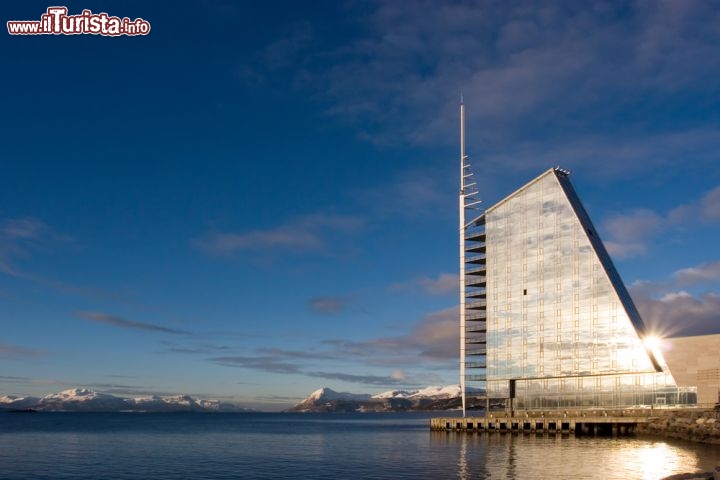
[430,410,653,436]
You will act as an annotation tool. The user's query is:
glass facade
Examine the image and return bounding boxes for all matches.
[477,168,691,409]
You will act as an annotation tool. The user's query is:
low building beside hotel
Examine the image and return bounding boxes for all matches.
[662,334,720,405]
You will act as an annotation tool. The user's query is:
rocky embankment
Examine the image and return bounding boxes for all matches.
[637,408,720,445]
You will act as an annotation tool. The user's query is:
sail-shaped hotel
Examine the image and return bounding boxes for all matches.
[457,102,698,416]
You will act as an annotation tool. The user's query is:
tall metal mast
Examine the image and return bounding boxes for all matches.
[459,98,487,418]
[459,98,467,417]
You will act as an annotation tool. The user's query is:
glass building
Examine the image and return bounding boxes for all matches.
[460,163,694,413]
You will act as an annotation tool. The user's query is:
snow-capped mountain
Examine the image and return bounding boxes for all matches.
[288,385,486,413]
[372,385,464,400]
[0,388,247,412]
[0,394,41,409]
[308,387,372,403]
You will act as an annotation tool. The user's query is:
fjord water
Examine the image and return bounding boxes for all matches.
[1,412,719,479]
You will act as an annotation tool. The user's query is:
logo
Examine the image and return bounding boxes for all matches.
[8,7,151,36]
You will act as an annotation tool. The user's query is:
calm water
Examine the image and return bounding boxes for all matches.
[0,412,719,479]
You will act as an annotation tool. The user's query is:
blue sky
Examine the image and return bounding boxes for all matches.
[2,0,720,410]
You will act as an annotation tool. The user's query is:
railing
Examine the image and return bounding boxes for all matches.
[466,278,486,287]
[466,336,486,344]
[465,343,487,355]
[465,267,486,276]
[465,291,486,299]
[465,362,487,369]
[465,255,486,264]
[466,300,487,309]
[467,348,487,356]
[465,329,486,336]
[482,405,720,417]
[464,232,486,242]
[465,312,486,321]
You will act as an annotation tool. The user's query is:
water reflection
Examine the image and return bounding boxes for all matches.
[458,432,469,480]
[431,432,720,479]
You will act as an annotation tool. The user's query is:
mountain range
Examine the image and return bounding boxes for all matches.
[287,385,486,413]
[1,385,486,413]
[0,388,247,412]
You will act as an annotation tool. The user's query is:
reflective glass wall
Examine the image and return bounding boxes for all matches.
[484,169,690,408]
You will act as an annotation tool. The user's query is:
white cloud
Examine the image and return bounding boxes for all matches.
[700,186,720,221]
[659,291,692,302]
[408,306,459,360]
[241,0,720,179]
[196,229,322,255]
[307,296,352,314]
[1,218,49,240]
[673,261,720,286]
[602,209,663,244]
[353,170,452,220]
[634,291,720,338]
[419,273,459,295]
[319,306,459,365]
[631,260,720,337]
[193,213,364,257]
[603,241,647,260]
[0,217,71,279]
[389,272,459,296]
[0,343,47,359]
[601,184,720,259]
[390,369,408,381]
[78,311,190,335]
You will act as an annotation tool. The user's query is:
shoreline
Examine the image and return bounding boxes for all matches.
[637,408,720,445]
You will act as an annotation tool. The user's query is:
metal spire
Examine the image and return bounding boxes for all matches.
[459,99,467,417]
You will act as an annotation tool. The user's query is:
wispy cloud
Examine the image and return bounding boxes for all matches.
[353,170,452,220]
[389,272,458,296]
[78,311,190,335]
[210,349,419,387]
[322,306,459,364]
[699,186,720,220]
[207,305,458,387]
[193,212,364,257]
[630,260,720,337]
[601,184,720,259]
[669,185,720,224]
[634,291,720,338]
[236,21,315,84]
[483,129,720,179]
[84,384,185,398]
[0,217,65,278]
[240,1,720,185]
[1,218,50,241]
[602,209,663,259]
[0,217,134,304]
[160,342,233,355]
[673,261,720,286]
[210,355,302,374]
[0,375,32,381]
[307,295,352,314]
[407,307,459,360]
[305,371,403,386]
[0,343,47,359]
[255,347,338,361]
[209,347,344,376]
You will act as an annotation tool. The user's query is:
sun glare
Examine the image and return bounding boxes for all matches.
[643,336,661,351]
